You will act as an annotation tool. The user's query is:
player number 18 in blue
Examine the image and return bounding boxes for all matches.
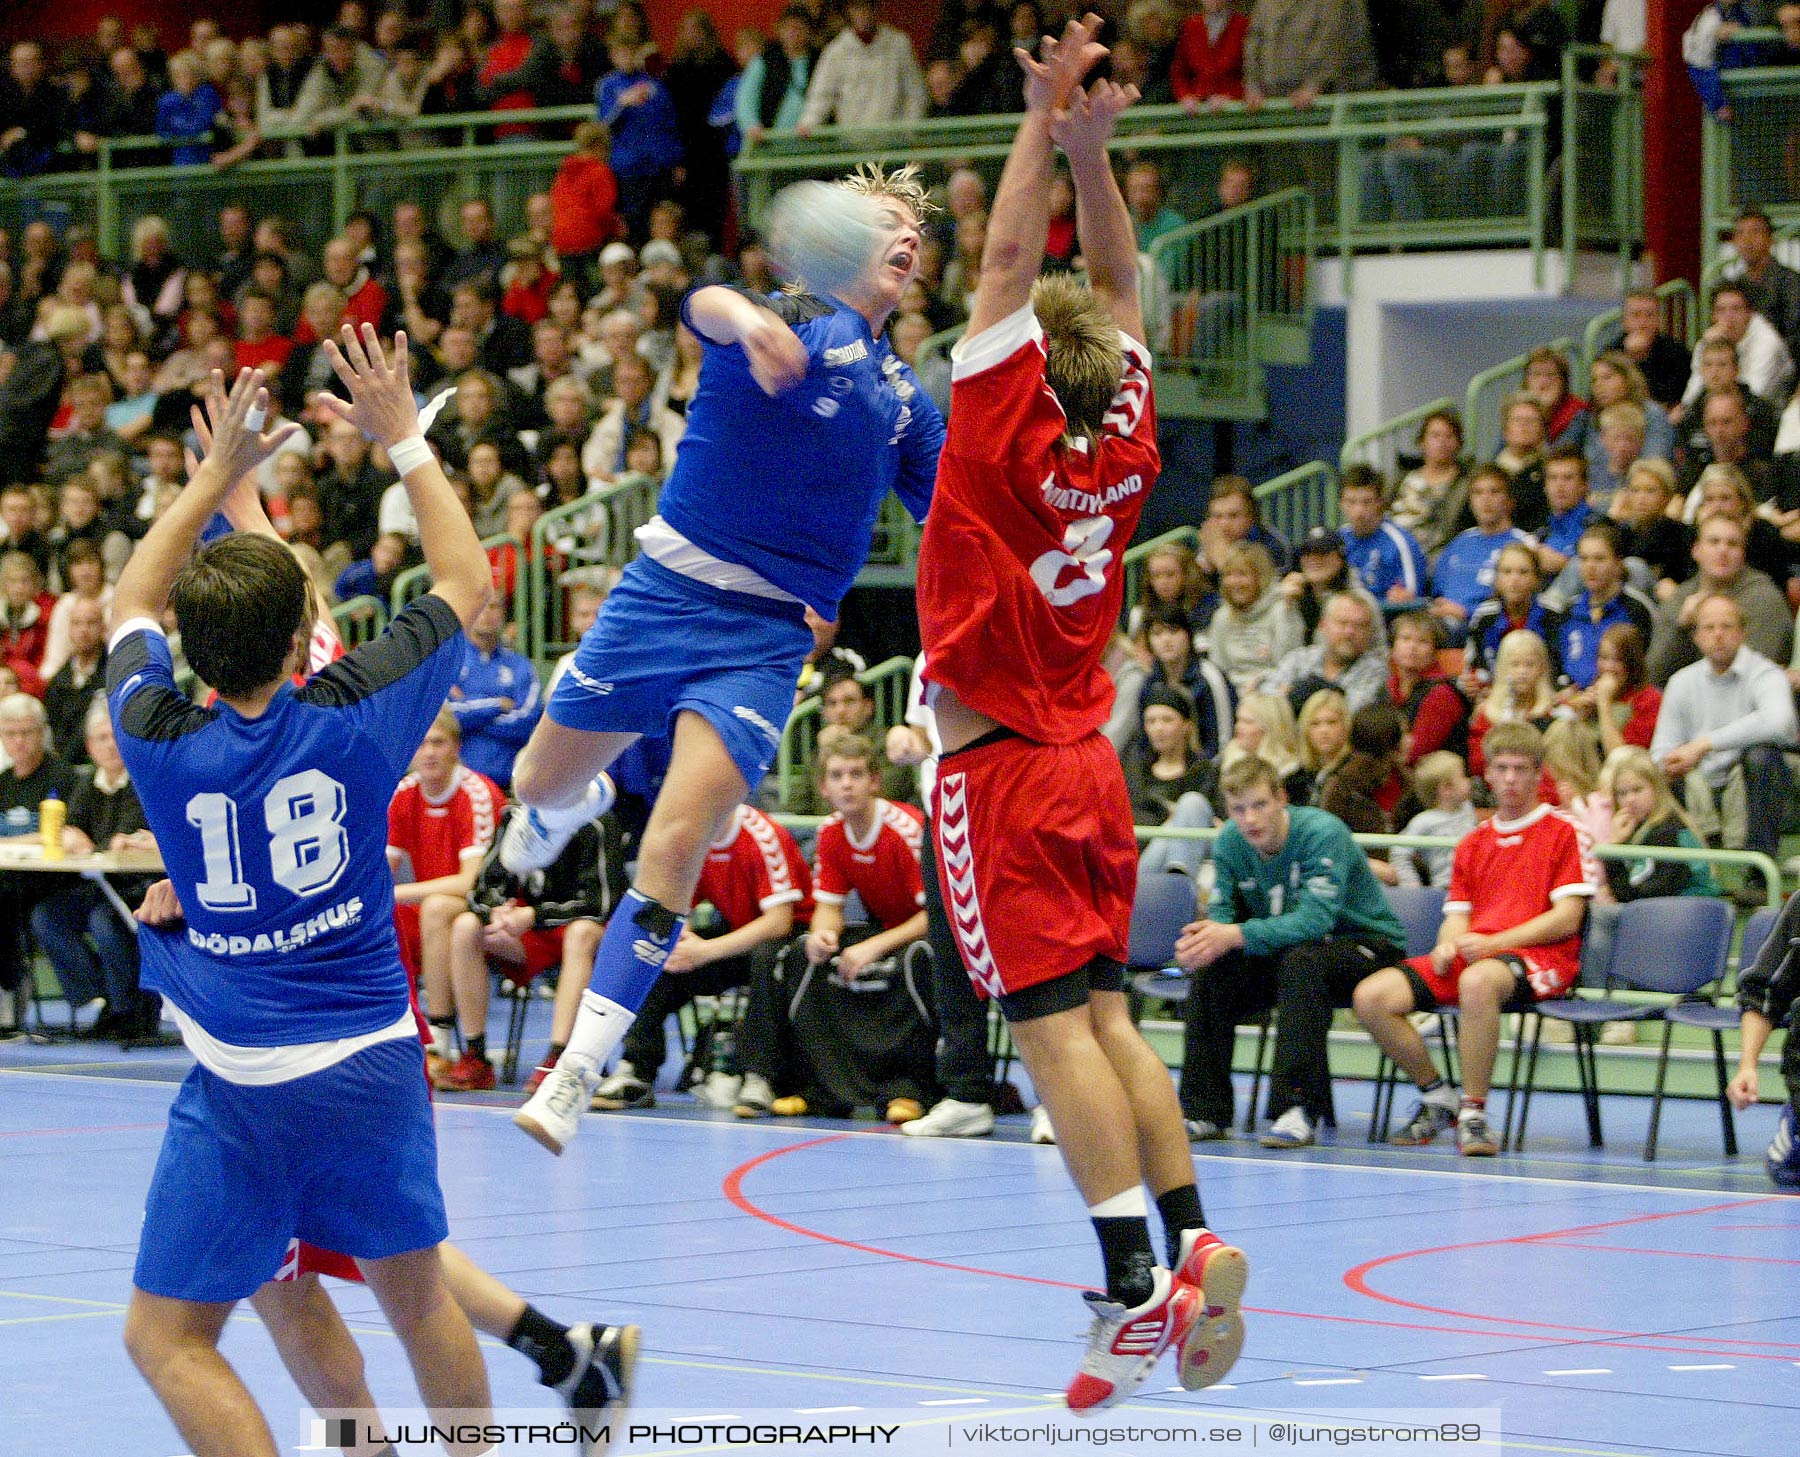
[185,770,351,913]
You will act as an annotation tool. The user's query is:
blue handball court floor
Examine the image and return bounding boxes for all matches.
[4,1019,1798,1457]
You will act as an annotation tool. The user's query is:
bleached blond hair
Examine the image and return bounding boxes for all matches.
[837,162,938,219]
[1031,273,1124,442]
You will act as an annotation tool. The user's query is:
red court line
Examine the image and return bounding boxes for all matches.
[1344,1196,1800,1355]
[719,1136,1800,1358]
[1536,1240,1800,1268]
[0,1122,165,1140]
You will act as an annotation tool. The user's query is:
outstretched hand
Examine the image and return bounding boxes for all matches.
[1049,78,1140,158]
[1017,12,1109,117]
[195,368,303,487]
[313,323,421,448]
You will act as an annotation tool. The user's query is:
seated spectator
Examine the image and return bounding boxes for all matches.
[1393,750,1477,889]
[1687,459,1794,589]
[1387,611,1468,764]
[1263,589,1388,716]
[1468,629,1559,776]
[1652,593,1796,885]
[1431,467,1538,644]
[1534,449,1595,582]
[1680,282,1794,415]
[1650,508,1792,681]
[318,235,387,337]
[1339,466,1429,605]
[1723,207,1800,364]
[1282,525,1387,644]
[735,7,817,148]
[1297,686,1351,800]
[1609,287,1692,409]
[1219,691,1311,804]
[440,805,623,1094]
[1201,475,1291,589]
[102,350,159,447]
[155,49,222,166]
[39,540,113,683]
[28,700,159,1041]
[593,801,813,1111]
[1680,386,1774,503]
[333,530,413,607]
[1678,337,1782,463]
[1140,599,1237,758]
[312,417,387,574]
[1554,520,1657,690]
[1123,684,1218,880]
[1586,400,1651,510]
[1390,408,1471,559]
[792,671,914,811]
[1524,345,1588,448]
[1207,542,1303,693]
[1318,701,1415,883]
[468,438,531,538]
[581,352,684,483]
[1124,159,1188,253]
[0,691,77,1037]
[0,551,53,695]
[1173,0,1248,110]
[450,276,533,376]
[735,734,934,1121]
[1355,720,1592,1156]
[1567,621,1662,755]
[41,596,106,769]
[1585,350,1677,473]
[46,375,126,487]
[1595,747,1719,903]
[1174,754,1407,1148]
[1128,539,1209,640]
[1492,393,1551,533]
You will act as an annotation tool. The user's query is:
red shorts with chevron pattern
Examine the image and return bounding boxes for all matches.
[932,731,1138,1000]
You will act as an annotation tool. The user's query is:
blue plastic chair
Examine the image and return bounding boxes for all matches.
[1648,904,1782,1161]
[1369,886,1451,1143]
[1511,897,1735,1153]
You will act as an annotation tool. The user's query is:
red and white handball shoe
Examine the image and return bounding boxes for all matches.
[1065,1266,1200,1412]
[1172,1227,1249,1391]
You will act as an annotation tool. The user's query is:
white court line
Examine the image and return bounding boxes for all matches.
[3,1064,1790,1203]
[1293,1378,1364,1386]
[1418,1373,1488,1381]
[1544,1368,1613,1376]
[918,1398,987,1406]
[796,1405,863,1413]
[1667,1363,1735,1371]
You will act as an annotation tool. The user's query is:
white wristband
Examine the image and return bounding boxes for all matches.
[387,435,434,477]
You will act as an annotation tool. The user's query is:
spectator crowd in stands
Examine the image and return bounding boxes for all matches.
[1,1,1797,1170]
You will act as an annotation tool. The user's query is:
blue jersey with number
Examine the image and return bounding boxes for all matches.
[106,596,466,1047]
[662,288,944,617]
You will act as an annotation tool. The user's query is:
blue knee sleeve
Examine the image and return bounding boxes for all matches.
[588,889,688,1010]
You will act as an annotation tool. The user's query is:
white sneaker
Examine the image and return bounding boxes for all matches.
[901,1098,996,1138]
[500,775,616,874]
[1065,1267,1200,1411]
[1029,1105,1057,1144]
[1259,1106,1316,1149]
[514,1063,593,1154]
[691,1071,743,1109]
[733,1072,775,1117]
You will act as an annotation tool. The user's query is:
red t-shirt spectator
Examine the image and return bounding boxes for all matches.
[1612,683,1661,749]
[700,804,814,931]
[236,334,294,373]
[0,591,55,697]
[813,799,926,932]
[482,27,537,137]
[1171,9,1249,103]
[503,270,556,325]
[550,152,623,258]
[1389,669,1469,764]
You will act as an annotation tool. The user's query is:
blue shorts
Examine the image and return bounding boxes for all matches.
[133,1036,446,1303]
[547,555,813,787]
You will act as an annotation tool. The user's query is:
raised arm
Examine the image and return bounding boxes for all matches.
[313,323,492,630]
[965,14,1109,340]
[1052,79,1144,344]
[114,369,301,626]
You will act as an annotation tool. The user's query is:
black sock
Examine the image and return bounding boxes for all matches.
[546,1041,567,1065]
[1092,1216,1157,1307]
[507,1304,576,1386]
[466,1033,487,1061]
[1155,1184,1206,1267]
[1420,1076,1445,1096]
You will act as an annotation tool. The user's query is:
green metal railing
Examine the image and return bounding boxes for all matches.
[330,594,389,647]
[1561,47,1647,291]
[1340,396,1458,479]
[1578,279,1698,393]
[1119,527,1202,630]
[1701,66,1800,283]
[772,656,914,810]
[1254,461,1338,542]
[1146,187,1312,421]
[390,528,522,629]
[524,475,661,670]
[1464,335,1574,459]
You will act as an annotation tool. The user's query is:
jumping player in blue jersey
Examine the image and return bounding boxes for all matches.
[509,168,946,1154]
[108,341,496,1457]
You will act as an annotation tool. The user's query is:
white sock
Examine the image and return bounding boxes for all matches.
[536,774,614,833]
[559,990,636,1077]
[428,1021,453,1059]
[1424,1082,1460,1109]
[1086,1187,1149,1220]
